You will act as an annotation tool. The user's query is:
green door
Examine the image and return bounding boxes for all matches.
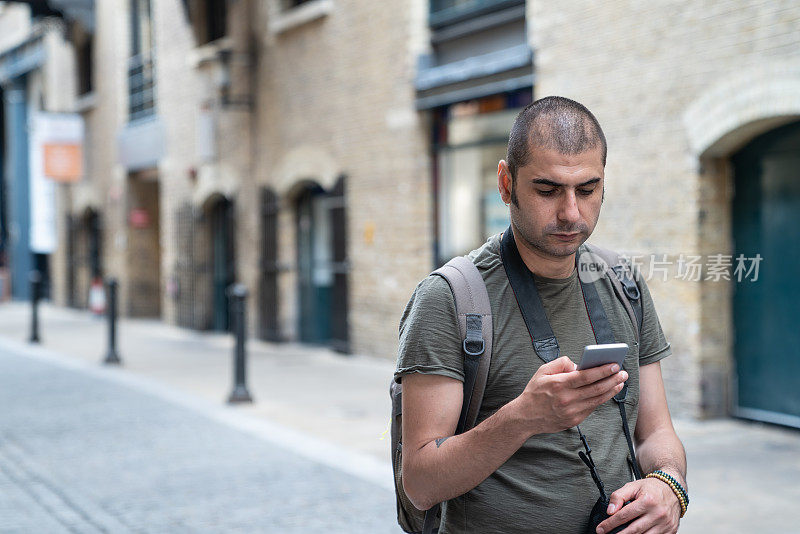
[732,120,800,426]
[211,199,235,332]
[296,186,332,345]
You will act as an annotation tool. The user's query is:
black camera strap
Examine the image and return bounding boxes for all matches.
[499,226,642,485]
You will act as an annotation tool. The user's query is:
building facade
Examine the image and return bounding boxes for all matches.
[529,0,800,423]
[8,0,798,424]
[0,2,78,303]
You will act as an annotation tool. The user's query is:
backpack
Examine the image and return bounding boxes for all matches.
[390,245,642,534]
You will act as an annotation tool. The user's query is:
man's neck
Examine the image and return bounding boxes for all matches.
[512,226,576,279]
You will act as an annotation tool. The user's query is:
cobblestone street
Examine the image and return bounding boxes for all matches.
[0,303,798,533]
[0,346,398,533]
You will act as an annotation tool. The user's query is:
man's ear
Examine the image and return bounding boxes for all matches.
[498,160,512,204]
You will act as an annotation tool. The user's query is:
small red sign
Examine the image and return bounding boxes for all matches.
[129,208,150,228]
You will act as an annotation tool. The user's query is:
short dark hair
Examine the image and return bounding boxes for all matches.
[506,96,607,203]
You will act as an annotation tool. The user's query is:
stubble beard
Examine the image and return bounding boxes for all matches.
[509,203,591,258]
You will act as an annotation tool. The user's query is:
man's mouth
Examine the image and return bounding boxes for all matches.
[552,233,580,241]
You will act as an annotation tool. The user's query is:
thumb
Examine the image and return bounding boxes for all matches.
[540,355,577,375]
[607,481,640,515]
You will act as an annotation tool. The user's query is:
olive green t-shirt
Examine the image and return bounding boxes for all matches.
[394,233,671,534]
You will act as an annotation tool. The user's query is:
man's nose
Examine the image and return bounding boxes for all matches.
[557,190,581,224]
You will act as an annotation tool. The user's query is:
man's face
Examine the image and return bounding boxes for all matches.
[498,145,605,259]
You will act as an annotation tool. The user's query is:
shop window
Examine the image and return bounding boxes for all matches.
[434,90,531,265]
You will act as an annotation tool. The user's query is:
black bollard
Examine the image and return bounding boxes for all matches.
[103,278,121,365]
[227,283,253,403]
[29,271,41,343]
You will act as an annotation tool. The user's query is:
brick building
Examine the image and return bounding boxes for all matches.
[0,3,77,302]
[529,1,800,423]
[10,0,799,424]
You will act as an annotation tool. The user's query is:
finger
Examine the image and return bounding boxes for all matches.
[607,482,641,515]
[567,362,622,387]
[597,497,648,534]
[539,355,577,375]
[570,382,625,421]
[607,515,654,534]
[576,370,628,399]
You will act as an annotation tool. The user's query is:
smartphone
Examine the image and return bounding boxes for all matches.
[577,343,629,371]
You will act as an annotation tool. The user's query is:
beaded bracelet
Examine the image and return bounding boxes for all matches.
[645,470,689,518]
[653,470,689,508]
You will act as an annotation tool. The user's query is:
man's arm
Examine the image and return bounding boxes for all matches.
[401,356,628,511]
[597,361,686,534]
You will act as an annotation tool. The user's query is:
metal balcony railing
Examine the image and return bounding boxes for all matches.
[128,53,156,122]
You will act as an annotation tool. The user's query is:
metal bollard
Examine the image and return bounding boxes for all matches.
[103,278,121,365]
[227,283,253,404]
[29,271,41,343]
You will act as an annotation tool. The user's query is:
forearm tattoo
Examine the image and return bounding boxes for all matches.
[435,437,450,448]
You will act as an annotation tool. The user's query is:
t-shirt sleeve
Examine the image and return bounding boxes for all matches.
[634,267,672,366]
[394,274,465,384]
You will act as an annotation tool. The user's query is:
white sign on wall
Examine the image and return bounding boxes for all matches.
[29,112,84,254]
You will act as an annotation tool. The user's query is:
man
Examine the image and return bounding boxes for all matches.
[395,96,686,534]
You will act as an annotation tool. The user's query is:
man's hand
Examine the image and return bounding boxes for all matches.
[596,478,681,534]
[513,355,628,434]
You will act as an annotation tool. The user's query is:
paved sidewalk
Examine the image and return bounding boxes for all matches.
[0,301,798,532]
[0,346,397,532]
[0,302,394,465]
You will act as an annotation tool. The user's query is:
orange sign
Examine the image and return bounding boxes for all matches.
[43,143,83,182]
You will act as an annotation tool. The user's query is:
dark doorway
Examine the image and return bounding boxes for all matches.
[209,197,235,331]
[127,174,161,317]
[295,178,349,350]
[329,176,349,353]
[259,187,280,341]
[67,209,102,308]
[732,120,800,427]
[66,214,76,307]
[296,184,329,344]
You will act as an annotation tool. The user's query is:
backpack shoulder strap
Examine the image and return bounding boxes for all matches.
[585,244,643,342]
[584,245,645,480]
[422,256,492,534]
[432,255,493,432]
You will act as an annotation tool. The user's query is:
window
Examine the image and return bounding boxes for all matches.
[129,0,156,121]
[284,0,315,8]
[76,35,93,96]
[193,0,227,45]
[429,0,525,28]
[433,90,531,265]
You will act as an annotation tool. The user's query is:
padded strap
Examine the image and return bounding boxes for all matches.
[433,256,492,432]
[577,257,615,345]
[500,228,559,362]
[581,245,643,477]
[585,244,643,342]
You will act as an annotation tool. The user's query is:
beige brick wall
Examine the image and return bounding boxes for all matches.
[64,0,131,315]
[530,0,800,416]
[254,0,432,357]
[152,0,208,324]
[152,0,259,329]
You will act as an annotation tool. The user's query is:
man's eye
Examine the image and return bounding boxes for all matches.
[537,189,556,196]
[578,188,595,196]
